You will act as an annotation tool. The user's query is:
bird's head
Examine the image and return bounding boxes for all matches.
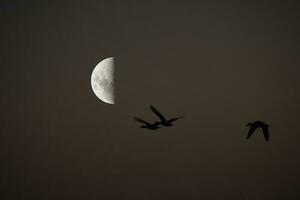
[154,122,160,126]
[246,123,252,127]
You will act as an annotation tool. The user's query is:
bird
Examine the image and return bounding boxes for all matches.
[246,121,270,141]
[133,117,161,130]
[150,105,183,127]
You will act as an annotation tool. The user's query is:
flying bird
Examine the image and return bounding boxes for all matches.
[133,117,161,130]
[150,105,183,127]
[246,121,270,141]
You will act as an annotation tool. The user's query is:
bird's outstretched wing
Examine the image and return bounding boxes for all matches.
[262,126,269,141]
[168,115,184,123]
[150,105,166,121]
[247,125,257,140]
[133,117,150,125]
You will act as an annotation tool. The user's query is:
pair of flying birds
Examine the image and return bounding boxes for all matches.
[134,105,183,130]
[134,106,270,141]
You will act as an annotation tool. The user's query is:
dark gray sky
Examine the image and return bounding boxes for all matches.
[1,1,300,199]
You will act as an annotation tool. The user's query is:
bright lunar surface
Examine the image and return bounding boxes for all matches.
[91,57,115,104]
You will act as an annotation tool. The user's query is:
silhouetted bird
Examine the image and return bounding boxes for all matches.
[133,117,161,130]
[150,105,183,127]
[246,121,270,141]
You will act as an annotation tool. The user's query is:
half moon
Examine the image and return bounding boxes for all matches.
[91,57,115,104]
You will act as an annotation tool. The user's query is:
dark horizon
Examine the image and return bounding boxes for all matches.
[1,1,300,199]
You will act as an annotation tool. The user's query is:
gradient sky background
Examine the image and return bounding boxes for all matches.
[1,1,300,199]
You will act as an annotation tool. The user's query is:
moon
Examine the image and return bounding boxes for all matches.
[91,57,115,104]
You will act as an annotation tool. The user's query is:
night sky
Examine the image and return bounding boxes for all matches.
[1,1,300,199]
